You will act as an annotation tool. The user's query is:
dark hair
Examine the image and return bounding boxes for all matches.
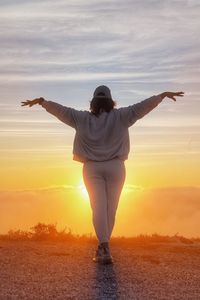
[90,92,116,116]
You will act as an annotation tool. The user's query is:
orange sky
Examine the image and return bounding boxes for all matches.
[1,126,200,237]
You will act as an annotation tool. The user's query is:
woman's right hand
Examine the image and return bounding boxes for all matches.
[21,97,44,107]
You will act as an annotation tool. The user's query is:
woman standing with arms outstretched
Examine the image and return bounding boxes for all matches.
[21,86,184,264]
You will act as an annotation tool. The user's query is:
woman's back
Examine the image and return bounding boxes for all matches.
[73,108,129,162]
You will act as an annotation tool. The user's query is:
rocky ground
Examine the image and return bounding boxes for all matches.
[0,238,200,299]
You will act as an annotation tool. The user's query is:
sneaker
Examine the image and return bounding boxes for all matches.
[93,243,113,265]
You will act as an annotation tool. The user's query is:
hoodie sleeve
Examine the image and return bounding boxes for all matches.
[41,100,83,129]
[118,95,163,127]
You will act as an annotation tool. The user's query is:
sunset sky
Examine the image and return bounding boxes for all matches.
[0,0,200,238]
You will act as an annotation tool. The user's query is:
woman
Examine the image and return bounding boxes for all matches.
[21,86,184,264]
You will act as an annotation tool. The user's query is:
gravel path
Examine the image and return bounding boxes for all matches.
[0,239,200,299]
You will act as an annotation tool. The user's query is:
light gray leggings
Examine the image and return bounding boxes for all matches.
[83,158,126,243]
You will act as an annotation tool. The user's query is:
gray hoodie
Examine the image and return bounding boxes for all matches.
[41,95,162,163]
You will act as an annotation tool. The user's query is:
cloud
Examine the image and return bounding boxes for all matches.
[0,184,91,235]
[0,0,199,118]
[0,0,199,88]
[116,185,200,237]
[1,185,200,237]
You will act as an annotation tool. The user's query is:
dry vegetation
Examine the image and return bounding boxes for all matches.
[1,222,200,245]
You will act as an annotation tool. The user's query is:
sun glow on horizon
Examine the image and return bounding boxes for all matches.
[77,180,89,201]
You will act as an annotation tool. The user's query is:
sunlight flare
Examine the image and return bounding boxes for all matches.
[77,180,89,201]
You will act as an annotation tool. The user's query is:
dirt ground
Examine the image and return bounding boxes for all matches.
[0,239,200,300]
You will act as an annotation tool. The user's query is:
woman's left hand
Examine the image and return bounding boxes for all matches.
[161,91,185,101]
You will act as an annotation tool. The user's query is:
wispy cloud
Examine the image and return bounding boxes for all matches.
[0,0,199,87]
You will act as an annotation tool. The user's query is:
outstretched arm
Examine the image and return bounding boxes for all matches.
[131,91,185,119]
[119,91,185,127]
[21,97,79,128]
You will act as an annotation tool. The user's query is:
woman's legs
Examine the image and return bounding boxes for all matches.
[105,160,126,239]
[83,159,126,244]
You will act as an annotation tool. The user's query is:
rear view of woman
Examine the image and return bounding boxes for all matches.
[21,86,184,265]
